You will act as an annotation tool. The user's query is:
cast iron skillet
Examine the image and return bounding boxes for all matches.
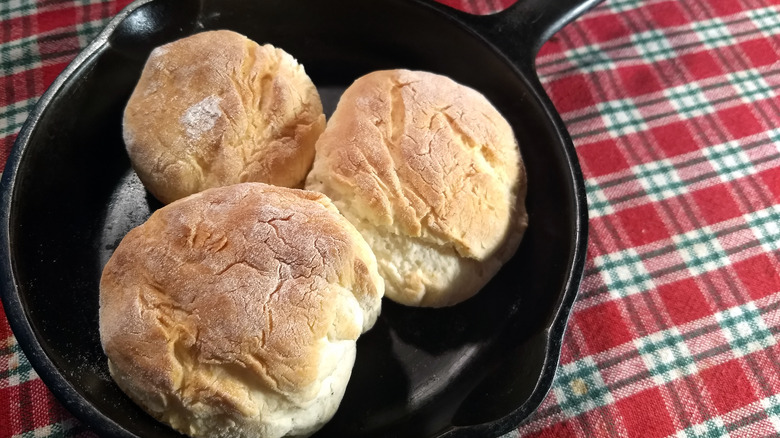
[0,0,599,436]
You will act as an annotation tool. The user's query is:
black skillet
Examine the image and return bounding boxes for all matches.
[0,0,598,436]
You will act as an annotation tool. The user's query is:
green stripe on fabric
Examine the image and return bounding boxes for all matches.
[704,140,757,182]
[0,98,34,137]
[0,0,38,20]
[0,35,41,73]
[585,179,615,218]
[679,419,729,438]
[633,159,686,201]
[728,70,775,103]
[0,343,38,384]
[748,7,780,35]
[745,205,780,253]
[597,98,647,136]
[595,249,655,297]
[664,83,714,120]
[761,394,780,427]
[631,29,676,62]
[607,0,643,13]
[692,18,737,48]
[716,303,776,358]
[76,18,111,48]
[553,357,614,417]
[564,44,615,73]
[672,227,729,276]
[636,328,697,384]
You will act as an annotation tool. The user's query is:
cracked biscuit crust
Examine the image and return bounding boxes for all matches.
[99,183,383,438]
[123,30,326,204]
[306,69,527,307]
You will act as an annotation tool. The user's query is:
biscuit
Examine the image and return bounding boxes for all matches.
[306,69,527,307]
[123,30,325,203]
[99,183,384,438]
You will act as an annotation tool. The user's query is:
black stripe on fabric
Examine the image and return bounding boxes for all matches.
[579,135,780,217]
[760,346,780,393]
[744,352,775,398]
[623,293,650,336]
[604,369,653,395]
[585,218,613,270]
[692,344,732,364]
[590,136,780,198]
[763,297,780,314]
[527,294,780,425]
[682,372,719,421]
[662,379,697,432]
[34,28,83,62]
[601,345,719,400]
[569,77,780,142]
[35,28,83,63]
[539,25,775,80]
[669,1,779,216]
[642,287,674,332]
[695,270,737,322]
[24,13,39,106]
[38,46,80,62]
[723,172,775,224]
[1,14,9,56]
[724,409,769,433]
[537,14,765,71]
[566,17,711,339]
[717,237,764,261]
[81,0,115,28]
[597,349,637,369]
[565,69,780,132]
[35,0,76,9]
[688,2,780,135]
[36,28,80,43]
[102,0,113,20]
[584,264,600,277]
[656,195,711,256]
[553,16,612,118]
[572,399,598,437]
[579,284,608,301]
[19,371,34,432]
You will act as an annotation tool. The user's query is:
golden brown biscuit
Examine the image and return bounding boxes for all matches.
[99,183,383,438]
[306,69,527,307]
[123,30,326,203]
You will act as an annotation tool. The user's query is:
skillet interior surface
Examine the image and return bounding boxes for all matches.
[2,0,585,436]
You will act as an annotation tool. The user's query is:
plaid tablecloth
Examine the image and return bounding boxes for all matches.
[1,0,779,436]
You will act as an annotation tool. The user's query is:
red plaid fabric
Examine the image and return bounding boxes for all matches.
[1,0,779,437]
[519,0,780,437]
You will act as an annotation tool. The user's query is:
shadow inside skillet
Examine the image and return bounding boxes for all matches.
[5,0,580,436]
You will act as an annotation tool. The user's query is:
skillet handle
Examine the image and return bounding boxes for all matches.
[424,0,604,74]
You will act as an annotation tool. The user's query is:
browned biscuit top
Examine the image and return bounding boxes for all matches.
[99,183,383,433]
[123,30,325,203]
[307,69,526,261]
